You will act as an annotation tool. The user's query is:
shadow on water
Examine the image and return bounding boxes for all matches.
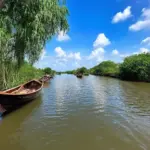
[0,95,42,118]
[0,96,42,150]
[43,82,50,88]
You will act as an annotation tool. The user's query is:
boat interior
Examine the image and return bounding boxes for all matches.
[2,80,42,94]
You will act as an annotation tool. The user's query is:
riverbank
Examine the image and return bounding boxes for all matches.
[0,63,44,91]
[0,63,55,91]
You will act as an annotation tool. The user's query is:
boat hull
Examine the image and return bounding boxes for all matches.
[0,90,41,110]
[0,80,43,110]
[39,75,51,83]
[0,89,42,110]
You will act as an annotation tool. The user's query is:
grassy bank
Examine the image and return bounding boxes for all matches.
[0,62,44,91]
[0,64,57,91]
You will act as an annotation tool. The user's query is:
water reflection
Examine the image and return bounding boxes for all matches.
[0,97,42,150]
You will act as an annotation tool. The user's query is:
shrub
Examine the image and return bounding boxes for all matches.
[119,53,150,81]
[90,61,119,76]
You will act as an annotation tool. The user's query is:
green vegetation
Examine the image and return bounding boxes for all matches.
[63,53,150,82]
[43,67,55,76]
[0,0,68,90]
[75,67,89,75]
[63,70,76,74]
[43,68,52,75]
[90,61,119,77]
[56,72,62,75]
[0,62,44,90]
[62,67,89,75]
[120,53,150,82]
[90,54,150,82]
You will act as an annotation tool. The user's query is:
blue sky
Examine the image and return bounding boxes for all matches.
[35,0,150,71]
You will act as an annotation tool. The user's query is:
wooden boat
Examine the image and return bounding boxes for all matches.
[0,80,43,110]
[39,75,51,83]
[76,74,83,78]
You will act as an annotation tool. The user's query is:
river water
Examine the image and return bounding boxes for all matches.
[0,75,150,150]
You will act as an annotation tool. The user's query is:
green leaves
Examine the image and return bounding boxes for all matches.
[43,67,52,75]
[76,67,88,75]
[0,0,69,66]
[0,0,69,89]
[90,61,119,76]
[120,53,150,81]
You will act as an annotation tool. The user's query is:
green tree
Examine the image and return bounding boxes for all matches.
[120,53,150,81]
[0,0,69,67]
[0,0,69,89]
[90,61,119,76]
[43,67,52,75]
[76,67,88,74]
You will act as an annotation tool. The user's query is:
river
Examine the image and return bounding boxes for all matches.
[0,75,150,150]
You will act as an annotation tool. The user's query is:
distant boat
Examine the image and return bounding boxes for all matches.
[76,74,83,78]
[39,75,51,83]
[0,80,43,110]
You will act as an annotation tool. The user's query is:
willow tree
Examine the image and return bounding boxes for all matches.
[0,0,69,89]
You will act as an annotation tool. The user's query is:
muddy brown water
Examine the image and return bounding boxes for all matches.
[0,75,150,150]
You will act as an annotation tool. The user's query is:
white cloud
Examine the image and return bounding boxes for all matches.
[139,48,149,53]
[142,8,150,19]
[68,52,81,60]
[119,54,130,58]
[55,47,81,61]
[112,49,119,55]
[74,61,81,68]
[132,48,149,55]
[54,46,82,69]
[57,31,70,42]
[55,47,66,57]
[35,55,52,69]
[112,6,132,23]
[88,47,105,62]
[74,52,81,60]
[93,33,111,48]
[141,37,150,45]
[129,8,150,31]
[129,20,150,31]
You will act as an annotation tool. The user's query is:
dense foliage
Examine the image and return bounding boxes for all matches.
[64,70,76,74]
[90,61,119,77]
[43,67,52,75]
[0,0,69,66]
[0,62,44,90]
[59,54,150,82]
[62,67,89,75]
[75,67,89,75]
[120,53,150,81]
[0,0,69,90]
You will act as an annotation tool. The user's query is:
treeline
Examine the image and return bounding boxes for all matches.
[63,67,89,75]
[91,53,150,82]
[63,53,150,82]
[90,61,119,77]
[43,67,56,76]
